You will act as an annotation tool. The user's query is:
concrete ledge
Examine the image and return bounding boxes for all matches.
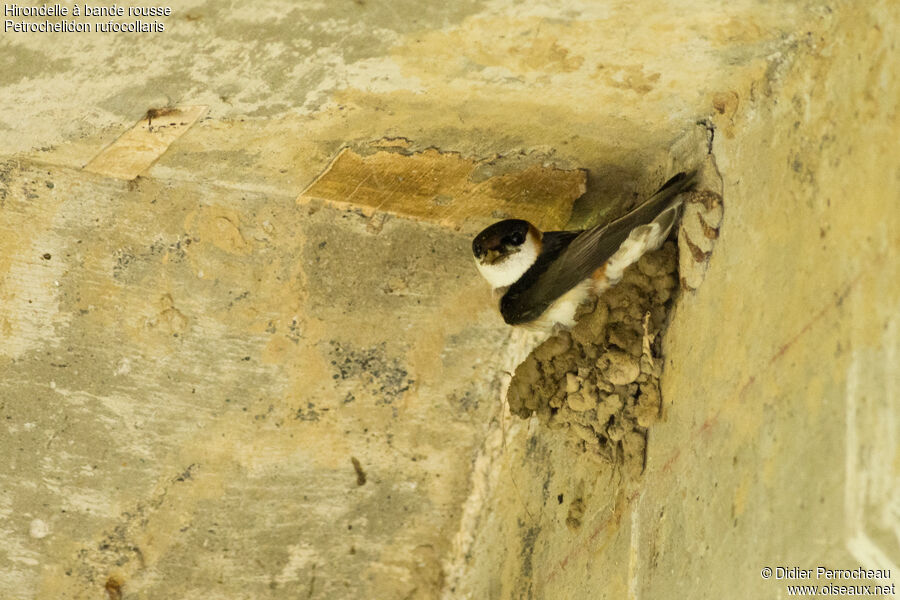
[1,1,897,599]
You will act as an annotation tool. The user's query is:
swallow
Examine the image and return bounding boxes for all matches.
[472,171,696,332]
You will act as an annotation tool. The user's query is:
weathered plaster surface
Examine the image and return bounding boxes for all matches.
[0,160,512,597]
[1,0,897,599]
[447,2,899,598]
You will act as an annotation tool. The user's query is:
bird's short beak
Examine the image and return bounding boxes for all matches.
[485,249,503,265]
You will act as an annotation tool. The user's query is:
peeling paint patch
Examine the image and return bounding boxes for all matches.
[276,544,318,586]
[298,147,585,230]
[184,206,252,256]
[85,106,207,180]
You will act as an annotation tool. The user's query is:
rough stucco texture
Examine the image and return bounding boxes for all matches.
[1,1,898,599]
[448,3,900,599]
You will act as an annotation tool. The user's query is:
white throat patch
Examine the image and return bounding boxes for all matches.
[475,235,539,289]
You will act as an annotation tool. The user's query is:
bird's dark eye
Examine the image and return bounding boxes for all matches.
[509,232,525,245]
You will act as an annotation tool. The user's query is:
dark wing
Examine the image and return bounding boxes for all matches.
[500,171,696,325]
[502,228,582,288]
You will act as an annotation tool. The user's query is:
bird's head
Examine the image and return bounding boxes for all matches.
[472,219,542,289]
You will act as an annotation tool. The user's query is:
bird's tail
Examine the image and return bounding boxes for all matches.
[592,171,697,291]
[623,170,696,227]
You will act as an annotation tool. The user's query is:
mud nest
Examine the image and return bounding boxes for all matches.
[507,241,679,473]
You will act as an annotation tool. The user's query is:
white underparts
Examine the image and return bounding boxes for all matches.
[475,235,540,289]
[527,279,593,332]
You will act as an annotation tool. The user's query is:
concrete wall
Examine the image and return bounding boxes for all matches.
[1,1,897,599]
[449,2,900,598]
